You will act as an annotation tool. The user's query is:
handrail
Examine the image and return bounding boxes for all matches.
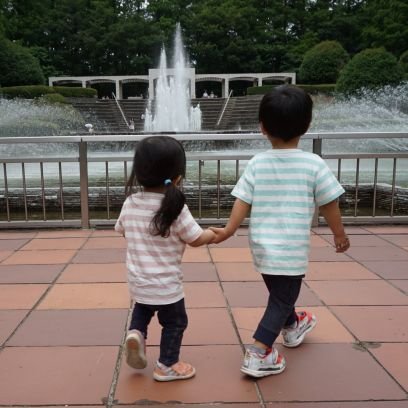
[216,89,233,127]
[111,92,129,128]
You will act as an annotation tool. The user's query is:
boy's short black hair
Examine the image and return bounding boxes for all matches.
[259,85,313,141]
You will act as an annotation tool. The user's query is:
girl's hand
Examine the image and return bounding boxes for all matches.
[209,227,230,244]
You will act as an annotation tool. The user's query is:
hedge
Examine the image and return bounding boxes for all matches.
[39,93,68,104]
[0,85,97,99]
[247,84,336,96]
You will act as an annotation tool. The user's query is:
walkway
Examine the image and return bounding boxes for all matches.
[0,226,407,407]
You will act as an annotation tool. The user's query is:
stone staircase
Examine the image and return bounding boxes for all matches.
[69,96,260,133]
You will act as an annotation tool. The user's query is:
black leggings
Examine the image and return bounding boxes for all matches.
[253,274,302,347]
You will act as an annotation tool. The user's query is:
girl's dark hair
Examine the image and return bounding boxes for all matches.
[259,85,313,141]
[125,136,186,238]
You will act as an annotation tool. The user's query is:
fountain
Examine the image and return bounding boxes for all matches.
[143,24,202,132]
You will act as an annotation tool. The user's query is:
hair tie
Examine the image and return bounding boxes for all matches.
[164,179,172,186]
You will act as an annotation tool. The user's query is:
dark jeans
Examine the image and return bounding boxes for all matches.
[253,274,302,347]
[129,298,188,367]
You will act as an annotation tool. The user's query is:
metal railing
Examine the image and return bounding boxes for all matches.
[0,132,407,228]
[216,90,233,127]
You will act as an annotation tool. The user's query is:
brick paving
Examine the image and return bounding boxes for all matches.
[0,226,407,407]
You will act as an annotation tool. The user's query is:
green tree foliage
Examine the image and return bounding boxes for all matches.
[399,50,408,75]
[299,41,349,84]
[336,48,404,94]
[0,37,45,86]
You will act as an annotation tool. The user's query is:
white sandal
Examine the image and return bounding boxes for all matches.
[153,360,196,382]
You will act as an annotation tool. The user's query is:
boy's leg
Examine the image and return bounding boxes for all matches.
[125,302,155,369]
[154,298,195,381]
[241,275,301,378]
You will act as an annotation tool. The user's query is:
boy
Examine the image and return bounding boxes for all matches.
[211,85,350,378]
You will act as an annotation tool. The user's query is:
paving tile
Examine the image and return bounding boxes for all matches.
[223,281,322,308]
[21,237,86,250]
[115,405,261,408]
[0,346,118,405]
[306,261,379,281]
[236,227,249,236]
[231,306,354,345]
[114,345,259,404]
[35,229,92,238]
[309,247,352,261]
[0,264,63,283]
[7,309,128,346]
[364,226,408,234]
[0,250,12,262]
[0,231,37,239]
[390,280,408,293]
[0,284,48,309]
[215,262,262,281]
[379,234,408,247]
[312,226,372,235]
[209,247,253,262]
[37,283,130,309]
[371,343,408,391]
[182,247,211,262]
[0,239,29,251]
[322,234,393,247]
[83,236,126,249]
[72,248,126,263]
[184,282,226,308]
[258,344,405,402]
[3,249,76,265]
[209,235,249,248]
[361,260,408,280]
[0,310,28,345]
[181,263,218,281]
[332,306,408,342]
[346,246,408,261]
[145,308,239,346]
[307,280,408,306]
[310,235,331,247]
[267,402,408,407]
[91,229,121,237]
[57,263,127,283]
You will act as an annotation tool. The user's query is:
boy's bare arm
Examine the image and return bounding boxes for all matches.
[210,198,251,244]
[319,200,350,252]
[189,229,216,247]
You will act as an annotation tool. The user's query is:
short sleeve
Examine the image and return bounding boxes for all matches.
[173,205,203,243]
[314,160,345,207]
[231,157,255,205]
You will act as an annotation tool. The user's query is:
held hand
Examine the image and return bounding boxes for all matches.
[334,235,350,252]
[209,227,230,244]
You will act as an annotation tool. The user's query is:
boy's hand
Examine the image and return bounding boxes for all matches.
[334,234,350,252]
[209,227,230,244]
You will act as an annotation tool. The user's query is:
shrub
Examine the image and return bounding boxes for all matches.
[299,41,349,84]
[39,93,68,104]
[400,50,408,74]
[336,48,405,94]
[0,38,45,87]
[0,85,97,99]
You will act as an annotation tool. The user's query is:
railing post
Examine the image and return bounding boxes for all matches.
[79,141,90,228]
[312,137,323,227]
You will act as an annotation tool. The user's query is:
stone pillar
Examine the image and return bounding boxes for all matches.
[149,78,154,99]
[115,80,123,99]
[258,77,263,87]
[190,79,196,99]
[222,79,229,98]
[82,80,87,88]
[291,73,296,84]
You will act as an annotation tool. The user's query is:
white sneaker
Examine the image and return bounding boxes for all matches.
[240,347,286,378]
[125,329,147,369]
[282,311,317,348]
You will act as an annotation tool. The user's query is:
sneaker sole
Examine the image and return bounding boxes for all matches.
[125,336,147,369]
[283,316,317,348]
[240,363,286,378]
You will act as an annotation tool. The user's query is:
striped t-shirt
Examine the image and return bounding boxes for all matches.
[115,192,202,305]
[232,149,344,276]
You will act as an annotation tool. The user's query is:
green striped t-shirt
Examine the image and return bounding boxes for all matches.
[232,149,344,276]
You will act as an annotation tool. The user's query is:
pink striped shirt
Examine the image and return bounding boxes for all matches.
[115,192,202,305]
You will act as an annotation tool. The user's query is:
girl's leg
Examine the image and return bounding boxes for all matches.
[129,302,155,338]
[156,298,188,367]
[253,275,302,347]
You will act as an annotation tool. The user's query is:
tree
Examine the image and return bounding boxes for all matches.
[0,38,45,86]
[299,41,349,84]
[336,48,404,94]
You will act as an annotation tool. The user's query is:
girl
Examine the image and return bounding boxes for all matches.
[115,136,214,382]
